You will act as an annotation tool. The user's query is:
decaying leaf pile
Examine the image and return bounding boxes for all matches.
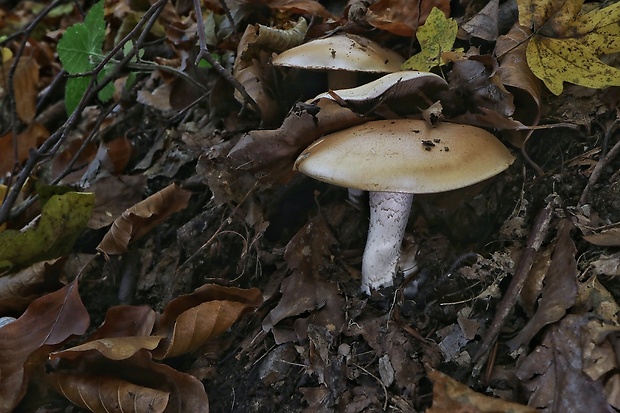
[1,0,620,411]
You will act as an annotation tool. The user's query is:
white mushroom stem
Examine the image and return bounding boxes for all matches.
[361,191,414,294]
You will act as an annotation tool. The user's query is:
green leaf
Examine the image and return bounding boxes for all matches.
[64,76,91,116]
[97,67,116,103]
[57,1,105,74]
[0,192,95,271]
[401,7,457,71]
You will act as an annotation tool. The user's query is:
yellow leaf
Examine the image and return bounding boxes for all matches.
[1,48,11,63]
[401,7,457,72]
[518,0,620,94]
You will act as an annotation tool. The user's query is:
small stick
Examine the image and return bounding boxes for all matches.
[471,195,557,375]
[578,120,620,207]
[192,0,261,117]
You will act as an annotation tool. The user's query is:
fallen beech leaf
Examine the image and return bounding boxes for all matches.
[516,315,616,412]
[0,259,64,314]
[8,55,39,123]
[88,175,148,229]
[402,7,458,71]
[88,305,157,339]
[583,227,620,247]
[461,0,499,41]
[519,0,620,94]
[508,220,577,350]
[153,284,262,359]
[97,183,192,256]
[428,368,538,412]
[365,0,450,37]
[0,192,95,270]
[47,373,169,413]
[228,98,367,183]
[51,336,164,361]
[0,123,49,175]
[0,279,89,412]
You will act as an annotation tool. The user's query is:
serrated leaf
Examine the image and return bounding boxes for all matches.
[401,7,457,71]
[57,1,105,74]
[519,0,620,94]
[64,76,91,115]
[97,67,116,103]
[0,192,94,270]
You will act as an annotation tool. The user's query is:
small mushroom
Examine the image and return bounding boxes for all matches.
[294,119,515,294]
[272,33,404,89]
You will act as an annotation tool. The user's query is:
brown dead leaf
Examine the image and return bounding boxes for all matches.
[51,137,98,184]
[583,227,620,247]
[0,123,49,175]
[428,368,538,412]
[9,55,39,123]
[262,213,340,341]
[0,259,64,314]
[46,372,170,413]
[461,0,499,41]
[45,349,209,413]
[88,175,148,230]
[508,220,577,351]
[441,58,515,119]
[516,314,616,412]
[96,183,192,256]
[0,279,89,412]
[153,284,263,359]
[228,98,367,183]
[365,0,450,37]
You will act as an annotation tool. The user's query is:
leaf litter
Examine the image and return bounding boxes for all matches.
[1,0,620,412]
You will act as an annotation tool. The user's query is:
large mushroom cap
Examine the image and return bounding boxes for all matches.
[294,120,515,193]
[272,33,404,73]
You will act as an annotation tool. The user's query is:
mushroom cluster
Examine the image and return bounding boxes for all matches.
[294,119,514,294]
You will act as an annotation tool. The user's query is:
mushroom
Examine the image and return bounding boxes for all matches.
[293,119,515,294]
[272,33,405,89]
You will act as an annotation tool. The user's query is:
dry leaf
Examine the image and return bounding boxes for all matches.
[0,123,49,175]
[153,284,263,359]
[0,259,64,314]
[365,0,450,37]
[519,0,620,94]
[508,220,577,350]
[46,372,170,413]
[0,279,89,412]
[428,368,537,412]
[96,183,192,256]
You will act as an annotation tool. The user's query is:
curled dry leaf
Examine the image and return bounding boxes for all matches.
[153,284,263,359]
[427,368,538,412]
[365,0,450,37]
[96,183,192,256]
[508,220,577,351]
[228,98,367,183]
[496,23,542,147]
[0,258,64,314]
[0,279,89,412]
[46,373,170,413]
[461,0,499,41]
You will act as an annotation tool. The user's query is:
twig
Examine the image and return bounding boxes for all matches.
[471,195,558,376]
[192,0,261,117]
[578,119,620,207]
